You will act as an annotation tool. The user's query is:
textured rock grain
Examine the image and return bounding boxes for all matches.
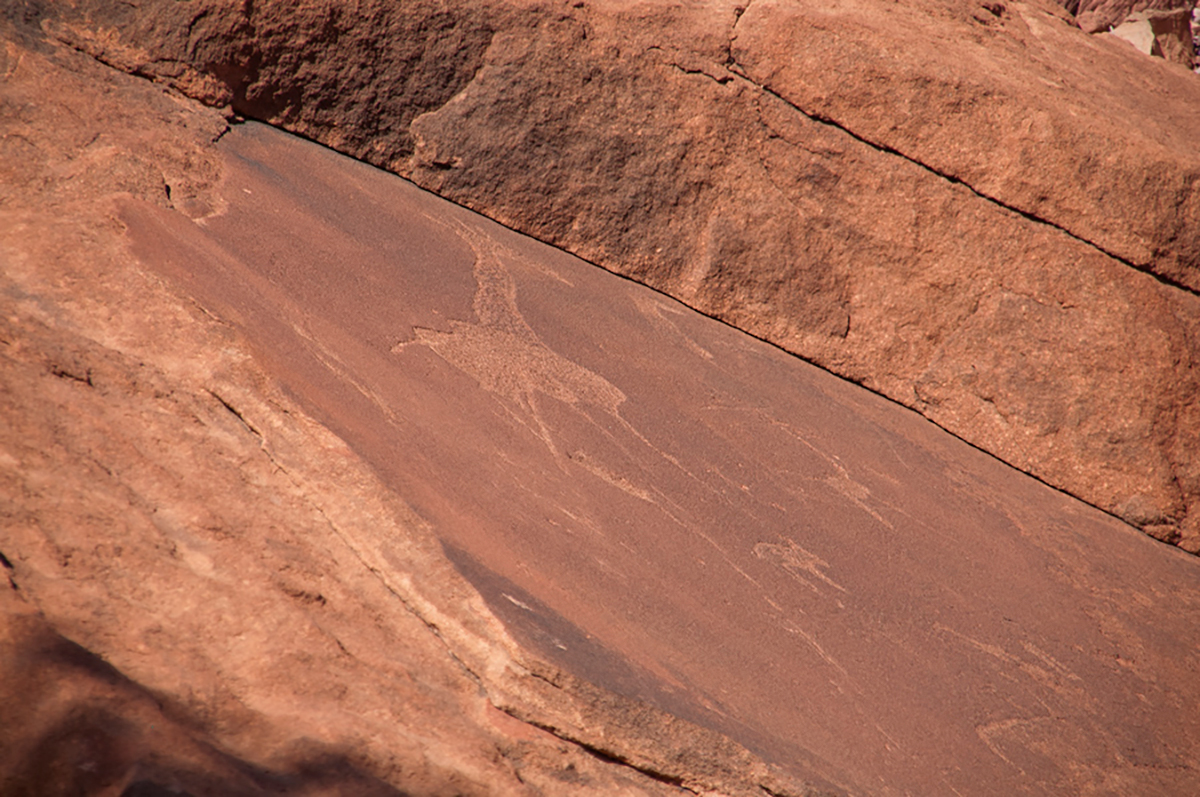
[0,31,826,797]
[1070,0,1194,33]
[5,19,1200,797]
[23,0,1200,549]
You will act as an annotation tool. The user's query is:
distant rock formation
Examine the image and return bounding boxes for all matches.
[1061,0,1197,66]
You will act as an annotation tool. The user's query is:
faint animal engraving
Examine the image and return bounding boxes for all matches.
[753,538,846,594]
[393,220,624,455]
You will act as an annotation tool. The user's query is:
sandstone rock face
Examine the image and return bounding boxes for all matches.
[5,18,1200,797]
[25,0,1200,551]
[0,31,822,797]
[1104,8,1195,66]
[1070,0,1193,33]
[119,115,1200,796]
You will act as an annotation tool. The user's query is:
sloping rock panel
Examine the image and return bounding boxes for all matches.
[22,0,1200,550]
[116,115,1200,797]
[4,21,1200,797]
[0,32,825,797]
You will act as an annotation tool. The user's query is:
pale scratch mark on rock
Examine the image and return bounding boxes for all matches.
[754,539,846,594]
[722,407,896,529]
[976,718,1025,772]
[502,592,534,611]
[935,623,1086,701]
[821,468,893,530]
[631,291,714,361]
[568,449,656,503]
[781,620,851,682]
[974,716,1062,776]
[936,622,1017,663]
[289,317,404,426]
[779,621,909,756]
[1020,640,1083,685]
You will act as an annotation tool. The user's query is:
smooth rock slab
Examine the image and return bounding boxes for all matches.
[39,0,1200,549]
[0,36,787,797]
[124,121,1200,797]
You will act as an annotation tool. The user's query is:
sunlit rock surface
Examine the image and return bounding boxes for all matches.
[31,0,1200,550]
[3,23,1199,796]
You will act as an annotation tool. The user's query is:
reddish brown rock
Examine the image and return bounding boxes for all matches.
[1108,7,1196,66]
[122,103,1200,797]
[1060,0,1198,69]
[22,0,1200,551]
[729,0,1200,285]
[1069,0,1193,33]
[0,32,825,797]
[5,19,1200,797]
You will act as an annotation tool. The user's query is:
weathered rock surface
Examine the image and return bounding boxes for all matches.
[5,16,1200,797]
[0,32,824,797]
[1057,1,1196,68]
[1069,0,1193,33]
[113,112,1200,796]
[24,0,1200,550]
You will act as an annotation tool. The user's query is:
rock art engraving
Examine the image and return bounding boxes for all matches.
[393,219,626,456]
[821,467,893,531]
[934,623,1087,701]
[632,289,715,362]
[567,449,656,503]
[753,539,847,595]
[973,715,1067,777]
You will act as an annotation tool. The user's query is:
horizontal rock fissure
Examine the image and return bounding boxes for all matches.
[730,66,1200,299]
[510,713,706,795]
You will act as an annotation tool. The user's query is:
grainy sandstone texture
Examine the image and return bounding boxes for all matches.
[25,0,1200,550]
[4,14,1200,797]
[0,30,823,797]
[1069,0,1193,32]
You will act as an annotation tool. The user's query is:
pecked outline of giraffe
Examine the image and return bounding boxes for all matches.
[391,215,626,457]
